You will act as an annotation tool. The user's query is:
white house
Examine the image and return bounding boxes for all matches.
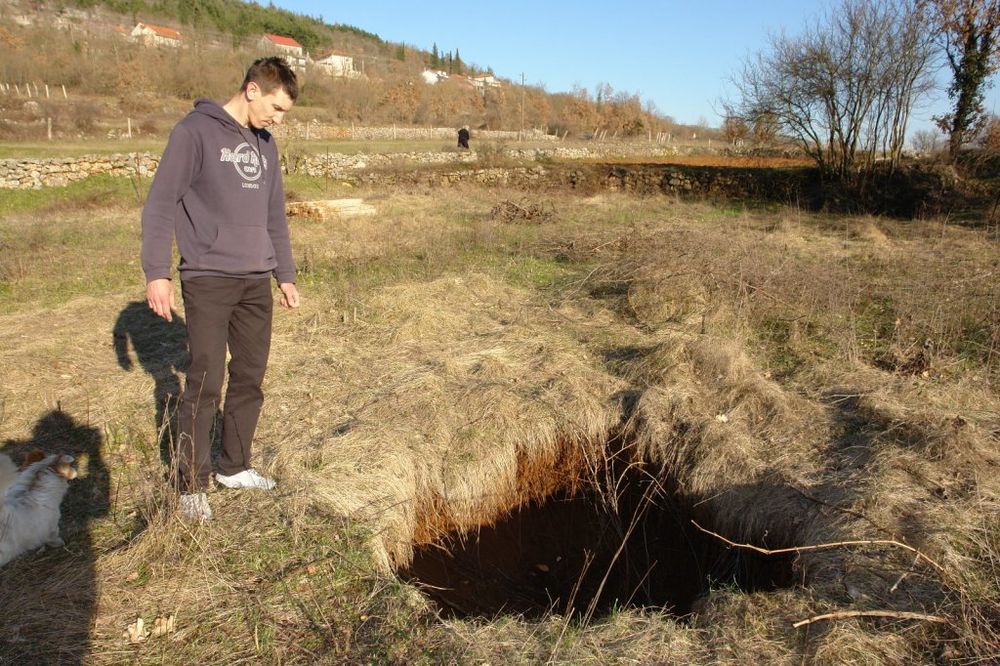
[471,74,501,90]
[315,51,361,78]
[131,22,182,48]
[420,69,449,85]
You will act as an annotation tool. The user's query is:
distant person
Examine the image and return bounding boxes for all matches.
[458,126,470,149]
[141,56,301,521]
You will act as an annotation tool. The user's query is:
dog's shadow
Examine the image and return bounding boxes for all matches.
[0,410,106,664]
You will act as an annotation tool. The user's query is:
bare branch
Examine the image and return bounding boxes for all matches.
[689,520,947,575]
[792,610,950,628]
[727,0,935,178]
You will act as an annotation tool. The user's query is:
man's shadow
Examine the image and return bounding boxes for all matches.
[113,301,189,467]
[0,410,106,664]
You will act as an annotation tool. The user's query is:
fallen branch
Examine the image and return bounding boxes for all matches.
[792,610,949,628]
[689,520,946,576]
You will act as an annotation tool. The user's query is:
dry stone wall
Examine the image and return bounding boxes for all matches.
[0,144,682,189]
[290,145,683,178]
[271,123,559,142]
[0,147,976,218]
[0,153,158,189]
[341,163,814,204]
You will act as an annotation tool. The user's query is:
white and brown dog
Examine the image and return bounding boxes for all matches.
[0,450,78,567]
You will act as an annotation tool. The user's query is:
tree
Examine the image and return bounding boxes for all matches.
[912,127,946,152]
[926,0,1000,159]
[731,0,935,180]
[722,115,749,146]
[979,112,1000,148]
[431,42,439,68]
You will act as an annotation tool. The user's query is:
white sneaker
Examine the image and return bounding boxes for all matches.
[215,469,276,490]
[179,492,213,521]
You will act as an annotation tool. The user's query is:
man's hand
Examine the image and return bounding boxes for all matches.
[146,278,175,322]
[279,282,300,309]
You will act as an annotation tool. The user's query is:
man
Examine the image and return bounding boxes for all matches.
[457,126,470,149]
[141,57,300,520]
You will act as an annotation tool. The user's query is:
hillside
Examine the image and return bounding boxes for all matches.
[0,0,700,140]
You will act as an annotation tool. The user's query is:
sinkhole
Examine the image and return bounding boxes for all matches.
[402,463,797,620]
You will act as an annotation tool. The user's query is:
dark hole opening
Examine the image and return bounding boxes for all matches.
[402,465,796,619]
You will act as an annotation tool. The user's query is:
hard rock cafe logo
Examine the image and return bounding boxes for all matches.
[219,143,267,182]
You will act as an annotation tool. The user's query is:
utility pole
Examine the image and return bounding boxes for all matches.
[519,72,525,142]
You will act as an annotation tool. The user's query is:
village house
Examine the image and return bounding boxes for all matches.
[314,50,361,78]
[444,73,502,95]
[471,74,501,90]
[130,22,182,48]
[420,69,449,85]
[259,33,308,70]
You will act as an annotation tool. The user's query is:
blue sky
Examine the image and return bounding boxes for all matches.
[273,0,999,135]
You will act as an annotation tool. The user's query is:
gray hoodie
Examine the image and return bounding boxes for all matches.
[141,99,296,284]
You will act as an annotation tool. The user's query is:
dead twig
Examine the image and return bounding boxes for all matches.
[689,520,947,576]
[490,198,554,224]
[890,553,921,593]
[792,610,949,628]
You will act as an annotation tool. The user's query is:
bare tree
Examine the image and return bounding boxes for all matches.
[926,0,1000,160]
[722,115,749,146]
[731,0,935,180]
[980,112,1000,148]
[912,127,946,153]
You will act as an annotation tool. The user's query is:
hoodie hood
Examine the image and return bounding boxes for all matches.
[191,98,274,142]
[192,97,246,132]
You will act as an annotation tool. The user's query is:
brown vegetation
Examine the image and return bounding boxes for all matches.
[0,6,691,139]
[0,178,997,663]
[596,154,814,168]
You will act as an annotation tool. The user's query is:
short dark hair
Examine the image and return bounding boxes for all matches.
[241,56,299,101]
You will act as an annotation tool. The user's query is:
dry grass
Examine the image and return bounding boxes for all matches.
[0,180,998,663]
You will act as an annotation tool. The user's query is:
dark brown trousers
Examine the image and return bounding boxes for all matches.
[177,276,272,492]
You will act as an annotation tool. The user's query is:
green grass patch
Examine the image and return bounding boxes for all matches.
[0,174,147,216]
[285,137,558,157]
[0,140,166,159]
[504,254,586,290]
[288,138,451,155]
[851,295,899,361]
[283,173,362,201]
[0,203,143,313]
[752,315,837,378]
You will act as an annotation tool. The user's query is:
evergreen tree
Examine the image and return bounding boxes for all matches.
[431,42,439,68]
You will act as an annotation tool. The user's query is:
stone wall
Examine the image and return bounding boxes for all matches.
[0,150,975,218]
[288,144,683,178]
[0,144,681,189]
[340,163,815,205]
[0,149,812,205]
[0,153,158,189]
[270,122,559,143]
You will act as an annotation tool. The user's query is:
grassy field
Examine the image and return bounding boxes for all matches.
[0,141,169,160]
[0,173,997,663]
